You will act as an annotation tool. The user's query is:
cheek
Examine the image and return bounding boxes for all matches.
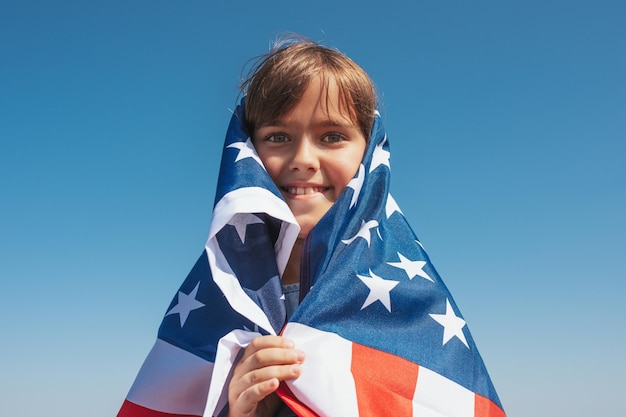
[330,152,364,190]
[257,153,283,182]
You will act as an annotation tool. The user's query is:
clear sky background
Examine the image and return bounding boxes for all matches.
[1,1,624,416]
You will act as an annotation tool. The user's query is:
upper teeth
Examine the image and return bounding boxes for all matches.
[288,187,320,195]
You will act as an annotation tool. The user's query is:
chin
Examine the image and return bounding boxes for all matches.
[292,207,332,238]
[295,217,321,239]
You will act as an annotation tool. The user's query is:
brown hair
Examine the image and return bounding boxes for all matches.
[241,38,377,140]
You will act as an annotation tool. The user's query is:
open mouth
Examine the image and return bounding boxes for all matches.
[282,186,328,196]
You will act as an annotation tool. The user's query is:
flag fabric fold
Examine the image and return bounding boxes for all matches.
[118,103,505,417]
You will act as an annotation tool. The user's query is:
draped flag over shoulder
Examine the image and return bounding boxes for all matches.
[118,103,506,417]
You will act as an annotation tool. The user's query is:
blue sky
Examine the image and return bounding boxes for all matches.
[1,1,624,416]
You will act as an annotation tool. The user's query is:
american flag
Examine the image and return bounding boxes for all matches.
[118,104,505,417]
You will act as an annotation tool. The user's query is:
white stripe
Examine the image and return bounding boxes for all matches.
[412,367,474,417]
[126,339,213,415]
[204,330,260,417]
[282,323,359,417]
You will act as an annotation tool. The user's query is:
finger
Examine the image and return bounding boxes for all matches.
[230,378,280,416]
[245,336,295,355]
[244,345,305,370]
[236,336,295,368]
[230,362,302,404]
[246,362,303,386]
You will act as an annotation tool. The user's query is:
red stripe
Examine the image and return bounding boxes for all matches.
[277,382,320,417]
[475,394,507,417]
[117,400,202,417]
[351,343,419,417]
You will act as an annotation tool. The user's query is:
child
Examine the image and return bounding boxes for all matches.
[118,38,505,417]
[227,41,374,417]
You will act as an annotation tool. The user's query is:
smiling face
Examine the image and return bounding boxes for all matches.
[253,76,367,238]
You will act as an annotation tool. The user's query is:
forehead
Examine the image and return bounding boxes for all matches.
[267,75,358,127]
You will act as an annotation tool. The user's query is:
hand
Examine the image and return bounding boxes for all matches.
[227,335,305,417]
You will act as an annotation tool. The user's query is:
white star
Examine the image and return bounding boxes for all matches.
[165,282,205,327]
[357,269,400,312]
[369,135,391,173]
[341,220,379,247]
[429,299,469,348]
[385,194,403,219]
[227,213,264,244]
[387,252,433,282]
[227,138,263,166]
[346,164,365,209]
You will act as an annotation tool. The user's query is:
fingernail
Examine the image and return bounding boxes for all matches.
[284,339,295,348]
[291,364,302,375]
[295,349,305,362]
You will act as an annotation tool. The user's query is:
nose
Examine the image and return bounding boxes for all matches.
[288,139,319,172]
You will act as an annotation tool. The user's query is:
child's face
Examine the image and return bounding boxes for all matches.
[253,76,367,238]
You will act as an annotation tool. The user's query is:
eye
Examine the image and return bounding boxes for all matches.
[265,133,290,143]
[321,133,345,143]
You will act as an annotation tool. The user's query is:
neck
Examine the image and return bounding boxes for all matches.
[282,238,303,285]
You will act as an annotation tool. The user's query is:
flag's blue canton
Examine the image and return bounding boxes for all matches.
[290,115,504,410]
[214,106,283,205]
[159,104,289,362]
[158,252,256,362]
[216,215,286,333]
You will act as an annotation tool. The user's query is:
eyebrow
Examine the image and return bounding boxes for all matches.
[259,119,357,129]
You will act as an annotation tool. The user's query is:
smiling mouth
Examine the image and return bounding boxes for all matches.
[283,186,328,195]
